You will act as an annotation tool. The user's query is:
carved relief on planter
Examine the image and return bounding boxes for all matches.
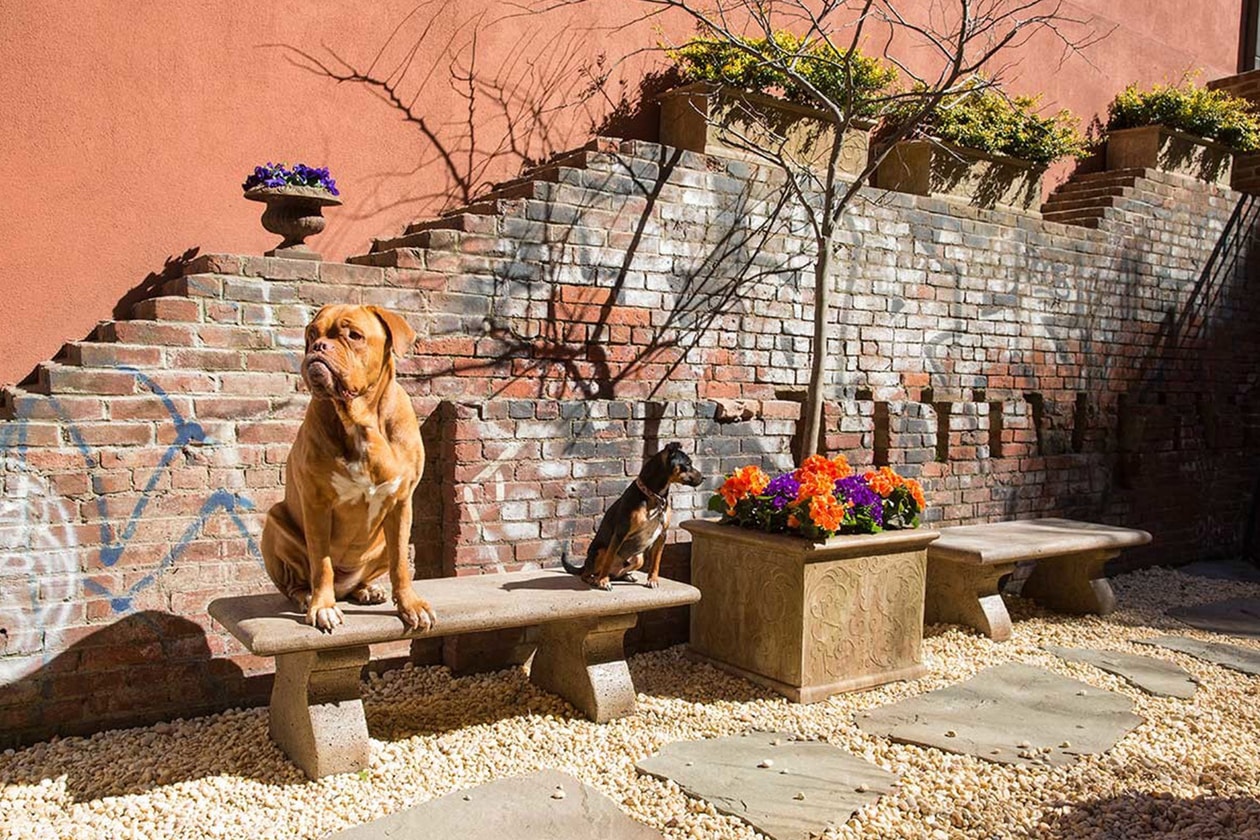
[874,140,1045,213]
[683,519,939,703]
[658,83,872,179]
[1105,125,1233,186]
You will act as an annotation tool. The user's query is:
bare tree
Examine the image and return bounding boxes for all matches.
[547,0,1104,457]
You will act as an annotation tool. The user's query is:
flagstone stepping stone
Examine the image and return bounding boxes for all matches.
[1167,597,1260,639]
[635,730,897,840]
[1043,646,1198,699]
[1135,635,1260,676]
[326,770,663,840]
[855,662,1142,767]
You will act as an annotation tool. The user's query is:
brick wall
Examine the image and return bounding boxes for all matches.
[2,134,1259,745]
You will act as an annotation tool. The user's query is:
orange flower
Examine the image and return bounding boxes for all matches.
[787,514,801,529]
[794,470,836,504]
[719,465,770,513]
[798,454,853,482]
[906,477,926,510]
[809,493,845,532]
[864,466,902,498]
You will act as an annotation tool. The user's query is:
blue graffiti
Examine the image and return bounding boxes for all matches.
[1,366,262,615]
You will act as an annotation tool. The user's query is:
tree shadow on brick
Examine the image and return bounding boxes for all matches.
[466,147,804,401]
[0,611,281,797]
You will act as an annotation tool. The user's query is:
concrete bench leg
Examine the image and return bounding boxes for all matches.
[270,645,371,779]
[925,559,1015,641]
[1021,550,1118,616]
[530,613,638,722]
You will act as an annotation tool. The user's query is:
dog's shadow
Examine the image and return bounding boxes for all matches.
[498,575,647,593]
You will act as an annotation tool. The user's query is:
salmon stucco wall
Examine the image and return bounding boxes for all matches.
[0,0,1245,388]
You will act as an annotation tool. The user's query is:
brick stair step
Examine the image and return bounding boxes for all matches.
[1040,195,1122,214]
[1041,208,1110,226]
[29,362,142,396]
[371,229,461,253]
[1043,185,1132,204]
[128,296,204,323]
[402,212,499,236]
[58,342,165,369]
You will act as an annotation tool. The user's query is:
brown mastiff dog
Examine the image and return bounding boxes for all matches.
[262,304,436,633]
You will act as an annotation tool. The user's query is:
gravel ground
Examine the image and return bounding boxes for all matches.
[4,566,1260,840]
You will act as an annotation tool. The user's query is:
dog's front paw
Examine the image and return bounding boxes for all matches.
[395,590,437,631]
[306,598,344,633]
[645,575,660,589]
[348,581,388,605]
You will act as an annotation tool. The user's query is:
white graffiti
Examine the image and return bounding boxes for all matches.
[0,456,82,685]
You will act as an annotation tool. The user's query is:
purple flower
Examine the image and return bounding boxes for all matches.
[836,475,883,525]
[242,161,339,195]
[765,472,801,510]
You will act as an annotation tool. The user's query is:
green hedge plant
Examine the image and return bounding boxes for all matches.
[669,32,897,118]
[1107,81,1260,153]
[886,79,1086,166]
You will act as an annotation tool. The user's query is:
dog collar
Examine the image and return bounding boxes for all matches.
[634,477,668,511]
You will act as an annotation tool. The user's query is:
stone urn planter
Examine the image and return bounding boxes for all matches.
[874,140,1045,213]
[244,185,342,261]
[658,82,872,178]
[1105,124,1233,186]
[682,519,939,702]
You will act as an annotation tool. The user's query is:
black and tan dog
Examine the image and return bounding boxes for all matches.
[563,442,703,590]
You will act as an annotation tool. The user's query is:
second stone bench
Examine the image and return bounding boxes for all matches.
[924,517,1151,641]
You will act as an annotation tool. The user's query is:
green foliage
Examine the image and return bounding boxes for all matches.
[1107,82,1260,152]
[670,32,897,117]
[889,80,1086,165]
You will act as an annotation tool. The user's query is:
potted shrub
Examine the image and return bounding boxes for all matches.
[242,162,342,260]
[682,455,938,702]
[875,80,1085,212]
[1104,81,1260,186]
[658,32,896,177]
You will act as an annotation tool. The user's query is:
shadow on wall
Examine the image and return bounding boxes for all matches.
[271,2,619,219]
[111,247,202,321]
[0,612,273,781]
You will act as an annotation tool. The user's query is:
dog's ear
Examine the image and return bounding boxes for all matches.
[665,441,682,453]
[367,307,417,356]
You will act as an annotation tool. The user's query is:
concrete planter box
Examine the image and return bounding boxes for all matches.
[1105,124,1233,186]
[874,140,1045,213]
[682,519,939,702]
[658,82,871,178]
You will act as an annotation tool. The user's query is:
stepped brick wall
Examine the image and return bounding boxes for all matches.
[2,137,1259,746]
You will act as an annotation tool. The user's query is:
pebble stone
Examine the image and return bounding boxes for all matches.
[2,567,1260,839]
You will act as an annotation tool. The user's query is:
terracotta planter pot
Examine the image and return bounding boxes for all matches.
[682,519,939,702]
[1105,124,1233,186]
[243,185,342,261]
[874,140,1045,213]
[657,82,872,179]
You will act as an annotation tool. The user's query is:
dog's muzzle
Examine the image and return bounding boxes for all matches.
[681,468,704,487]
[304,357,337,395]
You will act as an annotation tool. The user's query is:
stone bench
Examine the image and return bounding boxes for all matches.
[209,569,700,779]
[924,518,1151,641]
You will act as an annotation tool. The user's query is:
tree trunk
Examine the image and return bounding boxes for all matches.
[800,232,833,459]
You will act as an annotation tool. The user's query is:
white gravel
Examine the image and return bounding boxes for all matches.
[3,566,1260,839]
